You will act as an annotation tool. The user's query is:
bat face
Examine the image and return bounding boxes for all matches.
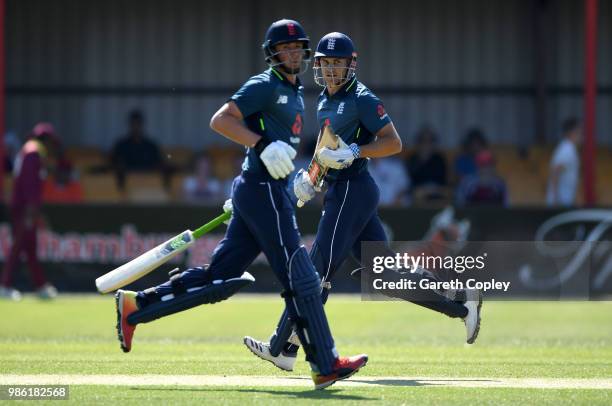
[161,231,194,256]
[307,160,323,185]
[317,125,340,151]
[95,230,195,293]
[306,125,339,188]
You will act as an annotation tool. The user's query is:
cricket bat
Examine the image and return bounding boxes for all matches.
[297,125,340,207]
[95,211,231,294]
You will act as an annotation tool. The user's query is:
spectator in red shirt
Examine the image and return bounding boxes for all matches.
[453,128,489,184]
[456,150,508,207]
[0,123,59,300]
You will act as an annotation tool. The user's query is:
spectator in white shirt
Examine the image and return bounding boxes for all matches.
[547,118,582,207]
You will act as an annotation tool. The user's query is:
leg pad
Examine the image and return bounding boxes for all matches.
[128,272,255,324]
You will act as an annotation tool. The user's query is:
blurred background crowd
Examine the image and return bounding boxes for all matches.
[2,0,611,208]
[5,111,590,208]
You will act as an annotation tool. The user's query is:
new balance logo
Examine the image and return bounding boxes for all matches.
[276,95,288,104]
[337,102,345,115]
[327,38,336,50]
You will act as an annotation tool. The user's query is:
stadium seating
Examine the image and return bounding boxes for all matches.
[4,144,608,206]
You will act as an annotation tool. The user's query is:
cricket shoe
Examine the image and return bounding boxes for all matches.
[115,290,139,353]
[0,286,22,301]
[312,354,368,390]
[462,288,482,344]
[243,336,297,371]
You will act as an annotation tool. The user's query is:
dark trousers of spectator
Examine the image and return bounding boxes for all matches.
[1,207,47,288]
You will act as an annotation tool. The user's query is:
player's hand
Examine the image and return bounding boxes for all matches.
[222,198,233,225]
[293,169,316,204]
[316,142,360,170]
[260,140,297,179]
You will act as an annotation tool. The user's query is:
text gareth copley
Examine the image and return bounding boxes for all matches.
[372,278,511,293]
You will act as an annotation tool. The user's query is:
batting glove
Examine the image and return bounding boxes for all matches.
[258,140,297,179]
[222,198,233,225]
[316,142,360,170]
[293,169,316,204]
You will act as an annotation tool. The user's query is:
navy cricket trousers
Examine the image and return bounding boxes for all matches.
[206,174,302,286]
[312,171,388,284]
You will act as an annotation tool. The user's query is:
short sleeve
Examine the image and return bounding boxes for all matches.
[230,76,274,118]
[357,92,392,135]
[551,142,570,167]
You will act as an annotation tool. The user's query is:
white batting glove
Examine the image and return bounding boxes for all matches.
[316,139,360,170]
[259,140,297,179]
[223,198,233,213]
[293,169,316,204]
[222,198,233,225]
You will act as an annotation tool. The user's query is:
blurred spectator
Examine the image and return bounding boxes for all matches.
[453,128,489,183]
[0,123,59,301]
[456,150,508,207]
[406,127,448,202]
[43,153,83,203]
[547,118,582,207]
[370,157,411,206]
[110,110,170,192]
[182,152,223,204]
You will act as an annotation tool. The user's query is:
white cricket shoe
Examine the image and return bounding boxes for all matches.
[243,336,297,372]
[463,288,482,344]
[0,286,22,301]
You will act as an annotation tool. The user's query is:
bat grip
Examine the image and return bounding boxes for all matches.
[192,211,231,239]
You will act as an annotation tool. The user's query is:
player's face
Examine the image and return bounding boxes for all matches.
[274,42,305,72]
[319,57,349,87]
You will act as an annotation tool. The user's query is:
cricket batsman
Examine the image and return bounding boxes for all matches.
[114,20,368,390]
[243,33,482,372]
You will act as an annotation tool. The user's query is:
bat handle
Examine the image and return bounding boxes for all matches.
[297,200,305,208]
[192,211,231,239]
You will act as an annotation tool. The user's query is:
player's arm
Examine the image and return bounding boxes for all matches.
[210,101,296,180]
[358,122,402,158]
[210,101,262,148]
[317,92,401,169]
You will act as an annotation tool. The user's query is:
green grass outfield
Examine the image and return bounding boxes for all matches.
[1,295,611,404]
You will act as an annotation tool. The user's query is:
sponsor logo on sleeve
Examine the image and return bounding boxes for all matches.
[377,104,388,120]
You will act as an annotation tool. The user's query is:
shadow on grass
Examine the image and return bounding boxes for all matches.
[350,378,495,387]
[130,387,374,400]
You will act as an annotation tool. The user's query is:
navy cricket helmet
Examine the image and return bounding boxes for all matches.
[313,32,357,87]
[262,19,311,74]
